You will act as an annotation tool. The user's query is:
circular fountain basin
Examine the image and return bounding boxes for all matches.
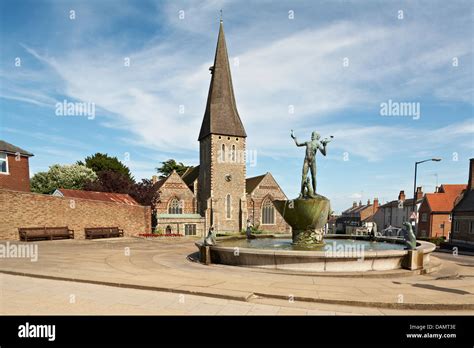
[195,235,436,273]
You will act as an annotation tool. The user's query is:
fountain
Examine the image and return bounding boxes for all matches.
[196,130,435,273]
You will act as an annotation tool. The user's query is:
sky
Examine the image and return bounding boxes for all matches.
[0,0,473,213]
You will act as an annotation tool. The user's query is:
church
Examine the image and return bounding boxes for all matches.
[153,20,290,236]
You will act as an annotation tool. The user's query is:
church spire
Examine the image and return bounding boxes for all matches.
[198,20,246,141]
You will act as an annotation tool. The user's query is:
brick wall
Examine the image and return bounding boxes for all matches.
[0,189,151,240]
[0,154,30,192]
[429,213,452,238]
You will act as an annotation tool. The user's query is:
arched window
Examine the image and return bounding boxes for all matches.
[226,194,231,219]
[220,144,226,163]
[169,198,183,214]
[231,145,236,162]
[261,198,275,225]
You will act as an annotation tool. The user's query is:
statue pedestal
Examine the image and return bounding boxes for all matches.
[402,249,424,270]
[274,195,330,246]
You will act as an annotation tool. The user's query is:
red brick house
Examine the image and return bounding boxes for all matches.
[450,158,474,247]
[417,184,466,238]
[0,140,34,192]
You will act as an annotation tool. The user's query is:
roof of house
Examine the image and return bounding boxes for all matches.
[424,184,466,213]
[379,198,419,208]
[55,189,139,205]
[245,174,267,195]
[181,166,200,186]
[198,21,246,141]
[342,203,372,215]
[0,140,34,157]
[440,184,467,194]
[453,189,474,212]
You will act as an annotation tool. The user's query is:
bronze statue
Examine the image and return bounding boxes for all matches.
[291,130,333,198]
[402,222,417,250]
[204,226,216,246]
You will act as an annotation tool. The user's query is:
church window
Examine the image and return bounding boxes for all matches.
[226,194,231,219]
[221,144,226,162]
[262,198,275,225]
[169,198,183,214]
[185,224,196,236]
[231,145,236,162]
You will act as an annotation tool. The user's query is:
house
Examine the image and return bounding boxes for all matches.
[417,184,466,238]
[150,20,290,236]
[373,188,423,230]
[52,188,139,205]
[337,199,379,233]
[0,140,34,192]
[450,158,474,247]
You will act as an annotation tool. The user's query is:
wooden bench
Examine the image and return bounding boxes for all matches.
[18,227,74,242]
[84,227,124,240]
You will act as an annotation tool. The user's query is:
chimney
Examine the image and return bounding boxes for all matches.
[373,198,379,211]
[416,186,423,200]
[468,158,474,190]
[367,199,371,205]
[152,175,158,184]
[359,200,362,206]
[434,186,440,193]
[352,201,357,208]
[398,190,406,201]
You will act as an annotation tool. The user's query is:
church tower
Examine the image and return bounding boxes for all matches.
[198,20,247,233]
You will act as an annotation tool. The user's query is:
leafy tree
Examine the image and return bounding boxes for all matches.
[156,159,189,179]
[83,170,134,194]
[30,164,97,194]
[78,153,133,181]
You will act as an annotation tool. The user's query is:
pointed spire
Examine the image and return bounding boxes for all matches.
[198,20,246,141]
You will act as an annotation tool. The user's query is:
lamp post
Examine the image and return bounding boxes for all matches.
[412,158,441,230]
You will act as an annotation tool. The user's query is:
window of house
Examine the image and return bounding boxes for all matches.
[453,221,460,233]
[261,198,275,225]
[168,198,183,214]
[0,153,8,174]
[226,194,231,219]
[185,224,196,236]
[421,213,427,222]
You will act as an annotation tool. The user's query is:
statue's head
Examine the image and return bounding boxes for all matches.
[311,131,320,140]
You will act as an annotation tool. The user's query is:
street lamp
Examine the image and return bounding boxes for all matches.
[412,158,442,228]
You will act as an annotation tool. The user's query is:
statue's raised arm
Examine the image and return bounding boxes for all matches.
[291,130,305,147]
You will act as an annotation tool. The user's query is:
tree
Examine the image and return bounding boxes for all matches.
[156,159,189,179]
[30,164,97,194]
[129,179,161,206]
[78,153,133,181]
[83,170,134,194]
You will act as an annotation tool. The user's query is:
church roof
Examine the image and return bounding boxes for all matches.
[181,165,200,186]
[245,174,267,194]
[198,21,246,141]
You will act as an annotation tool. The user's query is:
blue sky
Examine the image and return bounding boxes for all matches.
[1,0,473,213]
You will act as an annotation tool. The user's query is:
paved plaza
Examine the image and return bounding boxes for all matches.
[1,237,473,315]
